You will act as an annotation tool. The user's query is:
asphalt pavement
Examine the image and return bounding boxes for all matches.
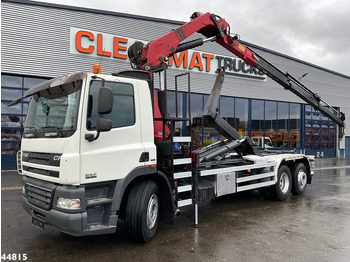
[1,158,350,262]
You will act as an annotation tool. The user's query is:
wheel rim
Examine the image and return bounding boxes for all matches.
[297,169,307,189]
[279,172,290,194]
[147,194,158,230]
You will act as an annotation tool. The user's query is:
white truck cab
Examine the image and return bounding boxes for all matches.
[20,72,156,185]
[16,71,166,239]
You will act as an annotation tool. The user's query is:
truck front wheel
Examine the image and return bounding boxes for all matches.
[270,165,292,201]
[125,180,159,243]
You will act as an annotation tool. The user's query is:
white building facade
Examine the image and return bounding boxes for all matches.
[2,0,350,169]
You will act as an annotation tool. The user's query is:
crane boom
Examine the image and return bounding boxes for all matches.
[128,12,345,138]
[253,52,345,137]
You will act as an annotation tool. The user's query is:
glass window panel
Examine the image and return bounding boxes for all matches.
[277,102,289,148]
[203,94,219,145]
[312,111,321,120]
[1,88,22,101]
[265,101,277,147]
[22,103,29,114]
[203,94,210,127]
[305,111,312,120]
[167,91,183,117]
[220,96,235,128]
[290,104,301,126]
[219,97,234,116]
[1,128,21,141]
[251,100,265,147]
[1,142,20,154]
[290,103,301,148]
[1,75,22,88]
[112,96,135,127]
[166,91,175,116]
[24,77,48,89]
[235,98,248,136]
[203,94,209,106]
[278,102,289,129]
[166,91,185,136]
[1,115,21,128]
[321,114,329,121]
[190,93,203,148]
[1,101,22,114]
[23,96,32,103]
[190,93,203,119]
[88,81,135,129]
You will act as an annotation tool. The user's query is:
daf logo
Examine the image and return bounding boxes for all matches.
[85,173,97,179]
[53,155,61,161]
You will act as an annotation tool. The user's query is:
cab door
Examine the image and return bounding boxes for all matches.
[80,75,144,183]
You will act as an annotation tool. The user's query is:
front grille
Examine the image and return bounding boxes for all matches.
[22,152,61,166]
[23,166,59,178]
[22,151,61,178]
[26,182,55,211]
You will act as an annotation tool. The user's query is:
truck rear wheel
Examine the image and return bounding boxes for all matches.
[292,163,307,195]
[270,165,292,201]
[125,180,159,243]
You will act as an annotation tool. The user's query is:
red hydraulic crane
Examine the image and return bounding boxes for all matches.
[128,12,345,138]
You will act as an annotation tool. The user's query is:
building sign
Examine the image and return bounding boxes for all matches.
[168,50,266,80]
[70,27,266,81]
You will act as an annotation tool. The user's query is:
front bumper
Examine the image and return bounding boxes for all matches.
[22,176,118,236]
[22,196,87,236]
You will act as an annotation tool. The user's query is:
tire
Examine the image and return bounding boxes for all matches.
[292,163,308,195]
[270,165,292,201]
[125,180,159,243]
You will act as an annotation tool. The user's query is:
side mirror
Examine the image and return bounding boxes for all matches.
[85,87,114,142]
[96,117,112,132]
[98,87,114,114]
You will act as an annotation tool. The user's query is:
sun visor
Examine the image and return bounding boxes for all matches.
[7,72,87,107]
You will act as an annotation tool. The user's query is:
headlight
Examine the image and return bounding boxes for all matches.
[57,197,81,209]
[22,186,25,195]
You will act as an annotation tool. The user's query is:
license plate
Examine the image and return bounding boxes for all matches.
[32,217,45,230]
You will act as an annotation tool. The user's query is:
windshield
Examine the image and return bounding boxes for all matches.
[24,81,82,138]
